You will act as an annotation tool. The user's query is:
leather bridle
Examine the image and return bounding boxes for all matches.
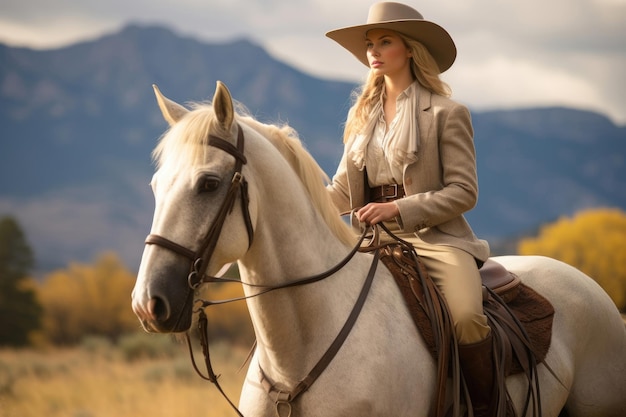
[141,123,380,417]
[144,123,254,290]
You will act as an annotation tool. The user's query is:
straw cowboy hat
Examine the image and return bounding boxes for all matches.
[326,2,457,73]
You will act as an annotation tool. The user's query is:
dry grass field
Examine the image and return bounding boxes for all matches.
[0,334,249,417]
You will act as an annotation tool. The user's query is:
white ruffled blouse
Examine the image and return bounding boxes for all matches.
[348,81,420,187]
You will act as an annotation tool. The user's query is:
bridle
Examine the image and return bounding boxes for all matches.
[142,122,255,415]
[141,123,381,417]
[144,123,254,290]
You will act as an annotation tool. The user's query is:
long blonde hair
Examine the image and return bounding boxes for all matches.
[342,32,451,142]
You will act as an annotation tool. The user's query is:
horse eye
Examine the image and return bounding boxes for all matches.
[198,176,220,193]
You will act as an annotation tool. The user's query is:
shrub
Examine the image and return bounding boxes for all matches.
[118,332,178,362]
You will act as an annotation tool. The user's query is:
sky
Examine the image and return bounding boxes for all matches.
[1,0,625,124]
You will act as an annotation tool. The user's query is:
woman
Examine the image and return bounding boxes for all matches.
[326,2,496,416]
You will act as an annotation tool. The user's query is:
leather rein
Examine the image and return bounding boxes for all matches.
[142,124,381,417]
[190,229,377,417]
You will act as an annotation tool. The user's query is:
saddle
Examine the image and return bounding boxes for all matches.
[378,244,555,417]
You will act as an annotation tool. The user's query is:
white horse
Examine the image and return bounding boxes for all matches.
[132,81,626,417]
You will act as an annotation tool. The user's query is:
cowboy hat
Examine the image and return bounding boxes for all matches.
[326,2,456,73]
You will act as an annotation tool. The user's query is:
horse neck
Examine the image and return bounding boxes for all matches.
[240,242,370,383]
[237,167,366,382]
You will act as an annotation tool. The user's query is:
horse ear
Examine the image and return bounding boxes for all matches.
[152,84,188,126]
[213,81,234,131]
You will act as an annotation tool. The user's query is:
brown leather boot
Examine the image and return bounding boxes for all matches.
[459,334,497,417]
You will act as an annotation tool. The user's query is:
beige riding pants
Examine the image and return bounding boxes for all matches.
[378,223,491,345]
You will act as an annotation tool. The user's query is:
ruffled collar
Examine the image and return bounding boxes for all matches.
[348,81,420,171]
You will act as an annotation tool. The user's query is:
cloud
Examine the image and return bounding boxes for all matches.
[448,56,606,112]
[0,0,624,123]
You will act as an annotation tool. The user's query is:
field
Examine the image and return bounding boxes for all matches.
[0,334,249,417]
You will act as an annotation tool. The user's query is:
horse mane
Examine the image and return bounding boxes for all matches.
[153,102,355,246]
[238,115,356,246]
[152,104,223,170]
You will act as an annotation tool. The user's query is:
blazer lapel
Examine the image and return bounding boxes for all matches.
[417,88,433,146]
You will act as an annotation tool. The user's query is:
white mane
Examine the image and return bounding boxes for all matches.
[152,103,355,246]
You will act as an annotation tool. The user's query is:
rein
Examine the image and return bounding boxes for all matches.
[187,227,375,417]
[194,225,369,306]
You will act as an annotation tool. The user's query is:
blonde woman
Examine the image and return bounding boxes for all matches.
[326,2,497,416]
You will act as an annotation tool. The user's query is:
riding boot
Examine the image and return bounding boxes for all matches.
[459,334,497,417]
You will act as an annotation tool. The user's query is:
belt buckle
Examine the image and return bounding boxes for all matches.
[384,184,399,199]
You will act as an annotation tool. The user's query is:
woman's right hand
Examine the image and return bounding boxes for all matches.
[356,202,400,225]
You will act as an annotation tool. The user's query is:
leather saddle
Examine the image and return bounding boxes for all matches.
[377,244,555,417]
[380,245,554,373]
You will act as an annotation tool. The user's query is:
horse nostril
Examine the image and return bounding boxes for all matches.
[150,296,171,322]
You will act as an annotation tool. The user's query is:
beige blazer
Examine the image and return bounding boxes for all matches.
[327,88,490,262]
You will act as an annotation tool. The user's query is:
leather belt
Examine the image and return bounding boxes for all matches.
[369,184,405,202]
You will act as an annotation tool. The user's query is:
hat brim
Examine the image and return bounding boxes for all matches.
[326,20,456,73]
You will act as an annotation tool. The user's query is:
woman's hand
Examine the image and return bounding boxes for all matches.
[356,202,400,225]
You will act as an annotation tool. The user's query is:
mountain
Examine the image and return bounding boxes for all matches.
[470,107,626,245]
[0,24,624,272]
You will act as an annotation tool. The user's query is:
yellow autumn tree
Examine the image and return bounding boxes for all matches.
[518,208,626,311]
[37,252,139,345]
[38,254,254,346]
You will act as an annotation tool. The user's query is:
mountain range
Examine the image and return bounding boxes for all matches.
[1,24,624,273]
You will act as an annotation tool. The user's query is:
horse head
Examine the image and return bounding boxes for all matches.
[132,82,255,333]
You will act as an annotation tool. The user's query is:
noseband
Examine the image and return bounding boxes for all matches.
[144,124,254,289]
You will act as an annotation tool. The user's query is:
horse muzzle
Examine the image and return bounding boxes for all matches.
[132,259,196,333]
[132,288,194,333]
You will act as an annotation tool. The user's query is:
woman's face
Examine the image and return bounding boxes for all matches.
[365,29,411,79]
